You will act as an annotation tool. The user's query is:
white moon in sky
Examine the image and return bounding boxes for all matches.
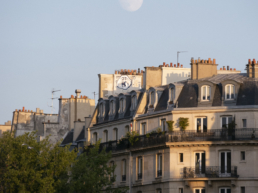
[119,0,143,12]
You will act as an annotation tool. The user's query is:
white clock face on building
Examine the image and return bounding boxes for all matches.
[117,75,132,90]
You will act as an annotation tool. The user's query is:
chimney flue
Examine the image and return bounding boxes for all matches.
[227,66,229,70]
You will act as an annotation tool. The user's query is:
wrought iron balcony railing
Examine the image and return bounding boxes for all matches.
[183,166,238,178]
[138,173,142,180]
[122,175,126,181]
[87,128,258,153]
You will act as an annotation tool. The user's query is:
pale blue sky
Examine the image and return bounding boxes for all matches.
[1,0,258,123]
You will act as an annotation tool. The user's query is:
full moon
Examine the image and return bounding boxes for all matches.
[119,0,143,12]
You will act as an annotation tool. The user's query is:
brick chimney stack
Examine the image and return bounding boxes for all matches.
[246,59,258,78]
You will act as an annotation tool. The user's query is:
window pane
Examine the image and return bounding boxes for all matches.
[241,152,245,160]
[197,118,202,133]
[220,189,225,193]
[227,189,231,193]
[241,187,245,193]
[201,153,205,173]
[222,117,227,128]
[201,189,205,193]
[228,117,232,124]
[221,152,225,173]
[203,118,207,132]
[242,119,247,128]
[227,152,231,173]
[231,85,235,99]
[207,86,210,100]
[226,85,230,99]
[202,86,206,100]
[195,190,200,193]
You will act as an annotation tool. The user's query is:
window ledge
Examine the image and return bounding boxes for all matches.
[178,162,184,165]
[152,177,162,184]
[240,161,246,163]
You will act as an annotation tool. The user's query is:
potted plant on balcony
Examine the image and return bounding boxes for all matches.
[125,131,139,146]
[179,118,189,131]
[166,121,174,132]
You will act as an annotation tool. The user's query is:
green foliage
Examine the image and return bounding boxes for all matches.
[178,117,189,131]
[150,130,157,135]
[0,131,77,193]
[68,140,128,193]
[125,131,139,146]
[146,133,150,138]
[156,127,162,133]
[227,120,237,130]
[166,121,174,132]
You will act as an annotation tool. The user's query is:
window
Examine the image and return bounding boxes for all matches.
[119,99,124,113]
[219,187,231,193]
[201,85,211,101]
[138,157,142,180]
[150,91,155,106]
[179,188,183,193]
[93,132,97,144]
[195,152,205,174]
[241,187,245,193]
[132,95,137,110]
[225,84,235,100]
[157,154,162,177]
[179,153,183,163]
[161,119,166,131]
[221,116,233,128]
[113,128,118,141]
[110,101,114,114]
[99,103,104,116]
[241,151,245,161]
[196,117,207,133]
[242,119,247,128]
[220,151,231,176]
[141,123,146,135]
[169,88,174,102]
[194,188,205,193]
[122,159,126,181]
[103,130,108,142]
[156,189,162,193]
[125,125,129,134]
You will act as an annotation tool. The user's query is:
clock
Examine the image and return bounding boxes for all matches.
[117,75,132,90]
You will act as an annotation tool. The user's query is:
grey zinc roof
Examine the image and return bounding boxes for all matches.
[75,126,85,142]
[61,130,74,145]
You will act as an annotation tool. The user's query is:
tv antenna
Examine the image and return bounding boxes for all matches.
[177,51,188,66]
[48,89,61,114]
[93,92,98,100]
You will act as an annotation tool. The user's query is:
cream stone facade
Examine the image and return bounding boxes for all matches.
[62,58,258,193]
[0,120,11,137]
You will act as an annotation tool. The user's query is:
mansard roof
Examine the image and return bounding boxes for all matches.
[60,130,74,146]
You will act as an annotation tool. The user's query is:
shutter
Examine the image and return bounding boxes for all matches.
[221,152,225,173]
[227,152,231,173]
[201,153,205,173]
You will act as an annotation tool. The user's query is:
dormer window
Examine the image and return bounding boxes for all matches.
[150,91,155,106]
[169,88,174,102]
[201,85,211,101]
[99,103,104,116]
[225,84,235,100]
[132,95,137,110]
[110,100,115,115]
[119,99,125,113]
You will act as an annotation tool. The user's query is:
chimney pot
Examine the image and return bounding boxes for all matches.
[181,64,183,68]
[253,59,256,64]
[71,95,74,99]
[208,58,211,63]
[25,110,27,112]
[22,107,25,112]
[121,69,123,72]
[177,63,180,67]
[234,68,236,71]
[60,95,62,99]
[141,70,143,73]
[227,66,229,70]
[170,63,173,67]
[230,68,232,71]
[75,89,81,98]
[115,71,117,74]
[163,62,165,66]
[204,60,207,63]
[19,110,21,112]
[166,64,168,67]
[213,59,216,64]
[138,68,140,73]
[195,60,197,63]
[174,64,176,67]
[220,68,222,70]
[15,109,17,112]
[223,66,226,70]
[248,59,251,64]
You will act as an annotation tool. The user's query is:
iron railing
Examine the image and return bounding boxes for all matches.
[183,166,238,178]
[87,128,258,153]
[122,175,126,181]
[138,173,142,180]
[157,170,162,177]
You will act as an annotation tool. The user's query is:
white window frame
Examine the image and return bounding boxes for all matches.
[219,187,231,193]
[113,128,118,141]
[161,119,166,132]
[119,98,124,113]
[150,91,155,106]
[138,156,143,180]
[221,116,233,128]
[225,84,235,100]
[194,188,205,193]
[219,151,231,177]
[157,154,162,177]
[201,85,211,101]
[103,130,108,142]
[141,123,146,135]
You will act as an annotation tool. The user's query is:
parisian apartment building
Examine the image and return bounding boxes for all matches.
[60,58,258,193]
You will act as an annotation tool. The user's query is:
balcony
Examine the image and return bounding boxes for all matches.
[88,128,258,153]
[183,166,238,178]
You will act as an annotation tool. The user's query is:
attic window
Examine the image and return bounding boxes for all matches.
[201,85,211,101]
[110,100,115,115]
[150,92,155,106]
[225,84,235,100]
[99,103,104,116]
[132,96,137,110]
[119,99,125,113]
[169,88,174,102]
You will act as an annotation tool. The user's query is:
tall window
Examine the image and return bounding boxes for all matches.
[242,119,247,128]
[194,188,205,193]
[221,116,233,128]
[195,152,205,174]
[138,157,143,180]
[150,92,155,106]
[93,132,97,144]
[170,88,174,102]
[113,128,118,141]
[225,84,235,100]
[122,159,126,181]
[241,187,245,193]
[132,96,137,110]
[119,99,124,112]
[157,154,162,177]
[161,119,166,131]
[156,189,162,193]
[125,125,129,134]
[110,101,114,114]
[196,117,207,133]
[219,187,231,193]
[99,103,104,116]
[179,188,183,193]
[201,85,211,101]
[220,151,231,176]
[141,123,146,135]
[103,130,108,142]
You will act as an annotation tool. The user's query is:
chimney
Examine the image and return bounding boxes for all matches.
[170,63,173,67]
[191,58,218,80]
[227,66,229,70]
[22,107,25,112]
[163,62,165,67]
[246,58,258,78]
[75,89,81,98]
[138,68,140,73]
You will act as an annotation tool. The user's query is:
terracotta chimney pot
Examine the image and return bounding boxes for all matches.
[234,68,236,71]
[213,59,216,64]
[181,64,183,68]
[177,63,180,67]
[195,60,197,63]
[15,109,17,112]
[253,59,256,64]
[115,71,117,74]
[19,110,21,112]
[170,63,173,67]
[230,68,232,71]
[174,64,176,67]
[248,59,251,64]
[60,95,62,99]
[208,58,211,63]
[71,95,74,99]
[220,68,222,70]
[22,107,25,112]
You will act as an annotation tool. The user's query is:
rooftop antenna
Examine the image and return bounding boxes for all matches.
[48,88,61,114]
[177,51,188,66]
[93,92,98,105]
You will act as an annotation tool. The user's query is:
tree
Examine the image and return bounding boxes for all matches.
[68,140,128,193]
[178,117,189,131]
[0,131,77,193]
